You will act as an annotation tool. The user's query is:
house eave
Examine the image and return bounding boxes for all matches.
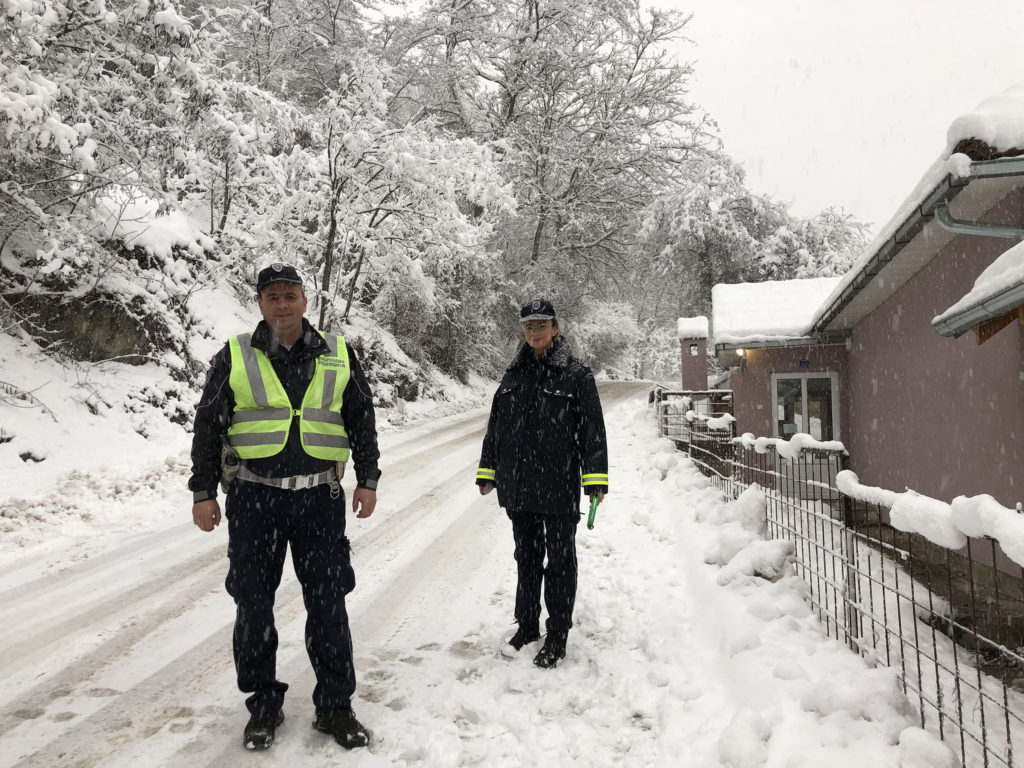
[932,282,1024,337]
[714,334,850,367]
[813,158,1024,335]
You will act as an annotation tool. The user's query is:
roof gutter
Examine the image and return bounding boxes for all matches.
[811,175,967,334]
[715,334,849,352]
[812,157,1024,335]
[715,333,850,359]
[932,282,1024,337]
[714,334,850,368]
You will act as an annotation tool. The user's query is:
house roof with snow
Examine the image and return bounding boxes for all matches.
[711,82,1024,355]
[711,276,842,347]
[810,83,1024,339]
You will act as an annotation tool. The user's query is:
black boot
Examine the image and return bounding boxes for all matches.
[243,709,284,750]
[314,707,370,749]
[506,623,541,652]
[533,631,567,668]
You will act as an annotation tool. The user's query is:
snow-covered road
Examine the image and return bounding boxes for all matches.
[0,383,952,767]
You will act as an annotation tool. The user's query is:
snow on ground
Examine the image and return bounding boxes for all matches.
[361,398,952,768]
[0,330,193,553]
[0,347,954,765]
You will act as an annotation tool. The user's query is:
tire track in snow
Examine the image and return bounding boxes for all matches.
[0,522,194,594]
[0,536,224,676]
[379,408,487,455]
[0,419,487,670]
[0,544,226,742]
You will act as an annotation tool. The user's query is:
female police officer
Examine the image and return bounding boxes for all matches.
[475,299,608,668]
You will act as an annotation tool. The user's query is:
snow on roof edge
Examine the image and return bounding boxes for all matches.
[711,276,842,347]
[812,154,955,329]
[814,82,1024,332]
[933,238,1024,327]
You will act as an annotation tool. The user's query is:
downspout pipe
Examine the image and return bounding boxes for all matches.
[933,203,1024,241]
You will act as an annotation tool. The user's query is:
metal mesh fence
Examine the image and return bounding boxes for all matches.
[659,399,1024,767]
[651,386,732,448]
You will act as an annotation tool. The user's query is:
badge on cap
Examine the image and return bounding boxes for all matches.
[532,300,541,310]
[271,263,283,272]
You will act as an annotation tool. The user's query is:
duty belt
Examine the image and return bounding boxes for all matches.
[237,465,338,491]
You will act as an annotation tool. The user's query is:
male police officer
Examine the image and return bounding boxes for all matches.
[189,264,381,751]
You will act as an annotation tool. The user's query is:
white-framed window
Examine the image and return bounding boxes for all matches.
[770,372,840,442]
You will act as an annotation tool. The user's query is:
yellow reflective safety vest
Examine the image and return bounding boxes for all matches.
[226,331,351,461]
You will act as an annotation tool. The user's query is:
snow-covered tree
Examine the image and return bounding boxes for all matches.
[1,0,216,374]
[631,149,868,351]
[1,0,206,256]
[568,299,637,374]
[393,0,707,312]
[241,59,514,372]
[756,203,867,281]
[634,152,760,319]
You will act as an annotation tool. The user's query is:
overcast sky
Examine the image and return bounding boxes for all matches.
[671,1,1024,232]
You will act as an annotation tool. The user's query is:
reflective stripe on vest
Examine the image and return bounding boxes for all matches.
[226,331,352,461]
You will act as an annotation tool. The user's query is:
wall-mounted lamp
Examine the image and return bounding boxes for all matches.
[736,348,745,357]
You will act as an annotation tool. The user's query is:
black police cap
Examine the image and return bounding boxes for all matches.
[257,264,303,294]
[520,298,556,322]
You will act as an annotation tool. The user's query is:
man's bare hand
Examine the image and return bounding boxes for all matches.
[478,483,494,495]
[192,499,221,532]
[352,487,377,518]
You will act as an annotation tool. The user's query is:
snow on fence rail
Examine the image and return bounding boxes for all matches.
[652,392,1024,768]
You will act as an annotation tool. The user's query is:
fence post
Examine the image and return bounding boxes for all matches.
[839,453,861,650]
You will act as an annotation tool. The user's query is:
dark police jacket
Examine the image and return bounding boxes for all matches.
[477,337,608,515]
[188,318,380,501]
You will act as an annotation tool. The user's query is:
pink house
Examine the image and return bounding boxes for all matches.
[711,86,1024,511]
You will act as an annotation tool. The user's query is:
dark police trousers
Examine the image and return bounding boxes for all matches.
[225,480,355,715]
[508,510,579,634]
